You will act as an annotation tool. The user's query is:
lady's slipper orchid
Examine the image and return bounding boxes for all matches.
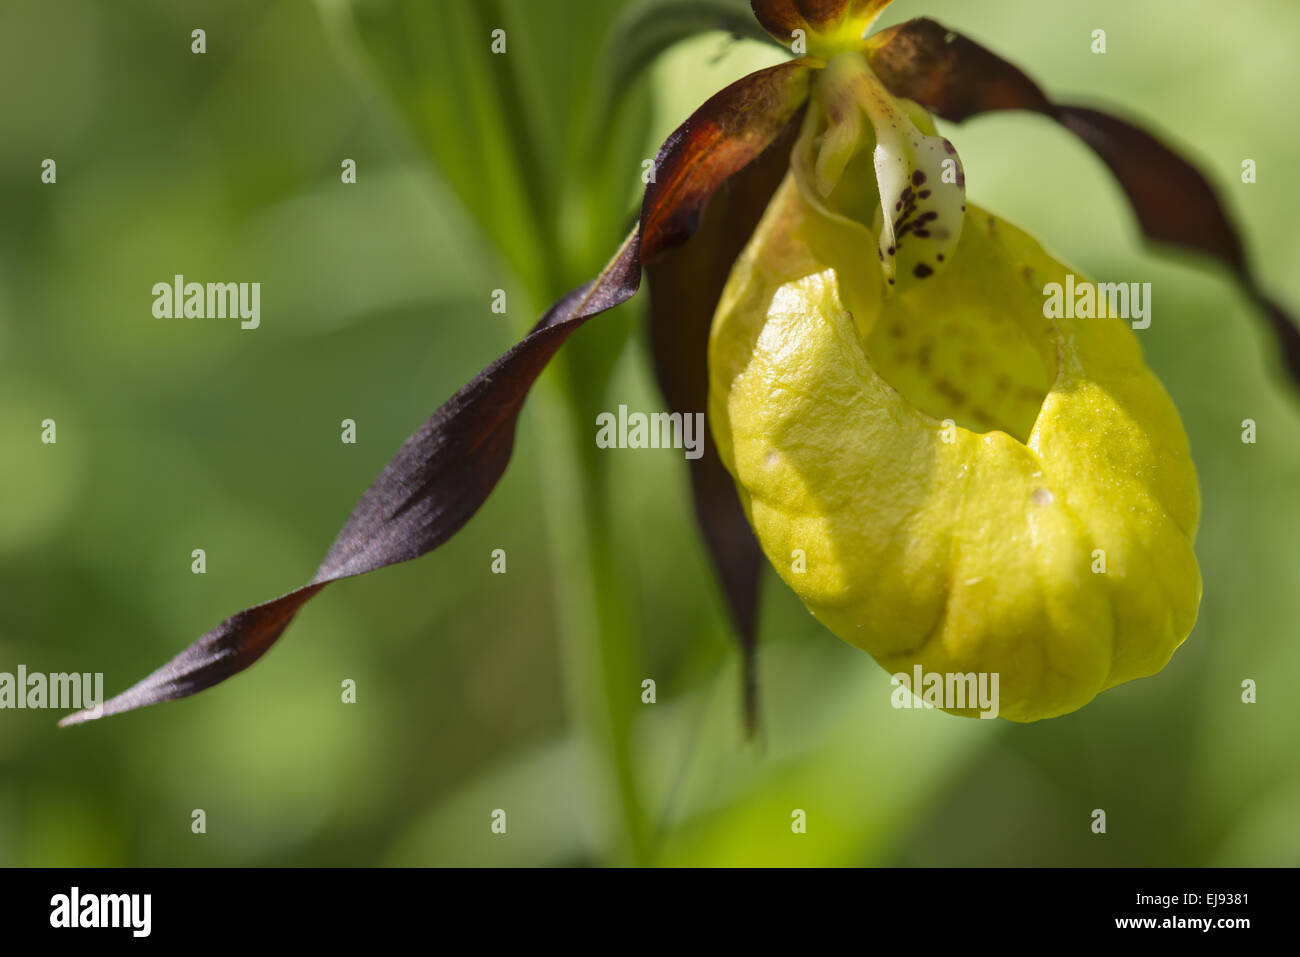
[63,0,1297,728]
[709,179,1200,721]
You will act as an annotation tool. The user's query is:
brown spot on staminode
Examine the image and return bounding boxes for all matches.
[914,263,934,279]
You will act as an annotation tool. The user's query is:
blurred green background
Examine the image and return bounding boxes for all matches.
[1,0,1297,866]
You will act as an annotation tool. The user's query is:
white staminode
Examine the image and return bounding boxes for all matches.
[794,52,967,296]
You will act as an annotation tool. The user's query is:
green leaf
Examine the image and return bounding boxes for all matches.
[593,0,778,133]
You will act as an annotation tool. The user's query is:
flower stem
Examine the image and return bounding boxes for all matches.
[535,372,651,865]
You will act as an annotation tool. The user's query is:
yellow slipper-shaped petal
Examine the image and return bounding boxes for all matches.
[708,173,1201,722]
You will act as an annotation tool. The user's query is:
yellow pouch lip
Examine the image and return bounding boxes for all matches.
[709,173,1202,722]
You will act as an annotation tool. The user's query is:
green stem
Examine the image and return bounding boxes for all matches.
[535,373,651,865]
[461,0,646,865]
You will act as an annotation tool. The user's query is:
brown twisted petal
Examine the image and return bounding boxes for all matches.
[750,0,893,42]
[867,17,1300,386]
[751,0,816,39]
[865,17,1051,121]
[641,59,812,262]
[795,0,851,26]
[62,56,818,727]
[647,108,805,735]
[60,232,642,726]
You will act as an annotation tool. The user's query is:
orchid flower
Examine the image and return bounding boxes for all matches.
[61,0,1297,728]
